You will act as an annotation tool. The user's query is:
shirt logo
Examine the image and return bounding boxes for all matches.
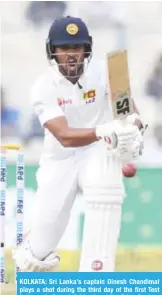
[57,98,72,106]
[83,89,96,104]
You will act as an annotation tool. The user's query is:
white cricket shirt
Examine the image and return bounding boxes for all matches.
[31,59,113,161]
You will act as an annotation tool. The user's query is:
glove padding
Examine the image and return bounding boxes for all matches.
[96,120,140,148]
[126,112,148,135]
[96,120,144,162]
[119,129,144,163]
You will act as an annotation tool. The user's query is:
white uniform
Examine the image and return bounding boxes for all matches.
[13,58,143,272]
[13,58,140,275]
[28,60,124,263]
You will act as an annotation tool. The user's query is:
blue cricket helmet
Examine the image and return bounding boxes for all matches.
[46,16,93,60]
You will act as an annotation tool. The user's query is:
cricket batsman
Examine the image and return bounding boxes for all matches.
[14,16,145,272]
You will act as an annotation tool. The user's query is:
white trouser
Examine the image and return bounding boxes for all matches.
[29,141,125,268]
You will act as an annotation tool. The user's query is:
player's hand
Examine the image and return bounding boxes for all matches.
[96,120,140,151]
[118,131,144,163]
[119,129,144,162]
[115,124,144,161]
[126,113,148,135]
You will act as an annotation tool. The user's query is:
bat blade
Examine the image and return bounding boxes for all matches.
[107,50,134,120]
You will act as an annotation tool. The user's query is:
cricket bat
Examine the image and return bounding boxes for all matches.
[106,49,133,120]
[107,50,148,144]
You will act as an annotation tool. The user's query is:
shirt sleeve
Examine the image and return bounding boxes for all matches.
[30,77,64,126]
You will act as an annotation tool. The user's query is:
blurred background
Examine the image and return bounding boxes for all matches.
[1,1,162,282]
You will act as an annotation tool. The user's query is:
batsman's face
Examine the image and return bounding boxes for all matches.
[55,45,85,82]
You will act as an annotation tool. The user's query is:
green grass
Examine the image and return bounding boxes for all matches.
[2,246,162,295]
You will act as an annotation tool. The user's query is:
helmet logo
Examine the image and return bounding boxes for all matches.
[66,23,79,35]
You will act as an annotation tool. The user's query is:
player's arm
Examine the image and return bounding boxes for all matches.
[35,96,142,159]
[44,116,98,147]
[31,80,142,150]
